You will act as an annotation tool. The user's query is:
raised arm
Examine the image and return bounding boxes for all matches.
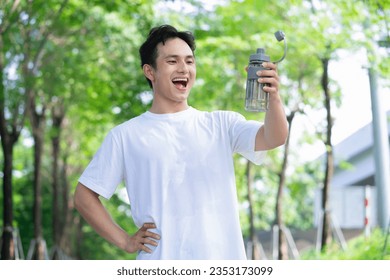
[254,62,288,151]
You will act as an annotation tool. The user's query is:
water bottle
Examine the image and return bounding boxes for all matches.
[245,31,287,112]
[245,48,270,112]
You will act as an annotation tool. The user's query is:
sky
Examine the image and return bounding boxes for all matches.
[329,50,390,144]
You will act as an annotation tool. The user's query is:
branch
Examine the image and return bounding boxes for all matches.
[0,0,22,35]
[31,0,69,72]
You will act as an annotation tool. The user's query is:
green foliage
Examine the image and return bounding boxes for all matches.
[1,0,389,260]
[301,228,390,260]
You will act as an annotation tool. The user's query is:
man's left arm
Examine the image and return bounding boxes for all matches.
[254,62,288,151]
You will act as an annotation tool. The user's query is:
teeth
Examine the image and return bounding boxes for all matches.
[172,78,188,82]
[172,77,188,89]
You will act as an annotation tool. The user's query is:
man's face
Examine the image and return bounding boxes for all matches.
[147,37,196,105]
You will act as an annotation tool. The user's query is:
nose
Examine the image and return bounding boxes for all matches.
[177,60,189,73]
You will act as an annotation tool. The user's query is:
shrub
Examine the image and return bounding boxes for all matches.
[301,228,390,260]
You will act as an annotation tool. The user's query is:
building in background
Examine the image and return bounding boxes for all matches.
[314,111,390,230]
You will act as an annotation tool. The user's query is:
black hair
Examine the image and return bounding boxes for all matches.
[139,24,196,88]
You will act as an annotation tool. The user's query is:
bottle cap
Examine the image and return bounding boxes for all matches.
[249,48,270,62]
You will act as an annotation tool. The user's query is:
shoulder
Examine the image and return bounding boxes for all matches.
[192,109,249,133]
[208,110,246,124]
[111,114,145,133]
[104,114,147,145]
[195,108,244,120]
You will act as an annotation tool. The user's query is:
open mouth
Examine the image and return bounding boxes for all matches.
[172,78,188,90]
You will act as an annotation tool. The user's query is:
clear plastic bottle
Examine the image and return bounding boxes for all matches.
[245,48,270,112]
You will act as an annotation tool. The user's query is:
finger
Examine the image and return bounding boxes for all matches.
[139,223,161,240]
[259,77,278,90]
[144,230,161,240]
[263,62,277,70]
[142,222,156,228]
[140,223,157,231]
[140,244,153,254]
[258,77,278,86]
[257,69,279,79]
[262,83,278,94]
[138,236,159,254]
[142,237,159,247]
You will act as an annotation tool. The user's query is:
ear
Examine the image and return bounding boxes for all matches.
[143,64,155,82]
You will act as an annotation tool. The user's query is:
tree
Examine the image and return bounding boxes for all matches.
[319,52,334,249]
[59,0,156,258]
[50,101,65,259]
[246,161,262,259]
[0,0,27,260]
[45,0,156,258]
[1,0,156,260]
[18,0,69,260]
[306,0,390,250]
[274,109,298,260]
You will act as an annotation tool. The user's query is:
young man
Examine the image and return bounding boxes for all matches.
[74,25,288,260]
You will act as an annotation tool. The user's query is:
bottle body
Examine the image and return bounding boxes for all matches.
[245,62,269,112]
[245,48,270,112]
[245,61,269,112]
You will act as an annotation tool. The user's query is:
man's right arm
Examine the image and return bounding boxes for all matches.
[74,183,160,254]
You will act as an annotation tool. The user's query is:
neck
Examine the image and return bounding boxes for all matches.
[149,101,189,114]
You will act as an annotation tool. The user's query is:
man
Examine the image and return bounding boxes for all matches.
[74,25,288,260]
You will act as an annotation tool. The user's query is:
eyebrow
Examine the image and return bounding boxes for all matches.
[163,54,195,59]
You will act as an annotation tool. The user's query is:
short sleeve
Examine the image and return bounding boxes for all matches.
[228,112,266,165]
[78,130,124,199]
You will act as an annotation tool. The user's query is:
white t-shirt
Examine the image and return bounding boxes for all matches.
[79,107,266,260]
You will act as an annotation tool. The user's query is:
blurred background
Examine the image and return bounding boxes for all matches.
[0,0,389,260]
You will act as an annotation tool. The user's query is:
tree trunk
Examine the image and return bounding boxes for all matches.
[320,57,334,250]
[27,85,47,260]
[31,127,46,260]
[51,130,61,259]
[59,153,73,257]
[75,215,83,260]
[0,33,25,260]
[275,112,295,260]
[51,104,65,259]
[246,161,261,260]
[59,131,77,258]
[1,138,15,260]
[22,17,47,259]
